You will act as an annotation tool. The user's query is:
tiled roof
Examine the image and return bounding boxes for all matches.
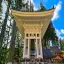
[50,46,61,53]
[12,9,54,17]
[43,49,55,59]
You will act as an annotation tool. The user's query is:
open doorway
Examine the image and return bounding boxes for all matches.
[30,39,36,57]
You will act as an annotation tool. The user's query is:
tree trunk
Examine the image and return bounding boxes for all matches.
[8,21,17,63]
[44,38,47,48]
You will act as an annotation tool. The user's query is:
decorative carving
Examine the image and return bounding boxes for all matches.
[23,24,42,33]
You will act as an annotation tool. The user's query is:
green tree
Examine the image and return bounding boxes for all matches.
[0,0,11,48]
[14,29,23,64]
[43,22,58,48]
[0,0,22,63]
[8,21,16,63]
[38,2,46,11]
[14,0,24,10]
[25,0,29,11]
[60,39,64,50]
[30,1,34,12]
[0,0,12,63]
[8,0,24,63]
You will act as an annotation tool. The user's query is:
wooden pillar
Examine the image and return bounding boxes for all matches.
[40,38,43,58]
[35,34,43,58]
[23,38,30,58]
[23,38,26,58]
[35,39,38,58]
[28,38,30,58]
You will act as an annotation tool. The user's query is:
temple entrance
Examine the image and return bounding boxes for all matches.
[30,39,36,61]
[30,39,35,50]
[30,39,35,56]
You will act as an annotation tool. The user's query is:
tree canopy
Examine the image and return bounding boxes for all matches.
[60,39,64,50]
[43,22,58,47]
[38,2,47,11]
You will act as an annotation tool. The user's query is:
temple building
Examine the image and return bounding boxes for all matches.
[12,9,54,61]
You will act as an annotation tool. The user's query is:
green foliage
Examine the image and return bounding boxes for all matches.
[0,46,9,64]
[38,2,46,11]
[11,0,34,11]
[14,46,23,62]
[0,0,11,63]
[24,0,34,12]
[14,30,23,62]
[14,0,24,10]
[43,22,58,47]
[60,39,64,50]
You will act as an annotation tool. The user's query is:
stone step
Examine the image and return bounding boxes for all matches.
[21,62,44,64]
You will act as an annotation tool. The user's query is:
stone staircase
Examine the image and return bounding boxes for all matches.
[30,56,36,64]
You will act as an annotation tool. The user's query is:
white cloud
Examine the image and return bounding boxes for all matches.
[61,29,64,34]
[34,7,38,11]
[51,1,62,21]
[55,29,64,39]
[60,36,64,40]
[55,29,61,37]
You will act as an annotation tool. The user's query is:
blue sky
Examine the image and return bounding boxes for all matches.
[33,0,64,39]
